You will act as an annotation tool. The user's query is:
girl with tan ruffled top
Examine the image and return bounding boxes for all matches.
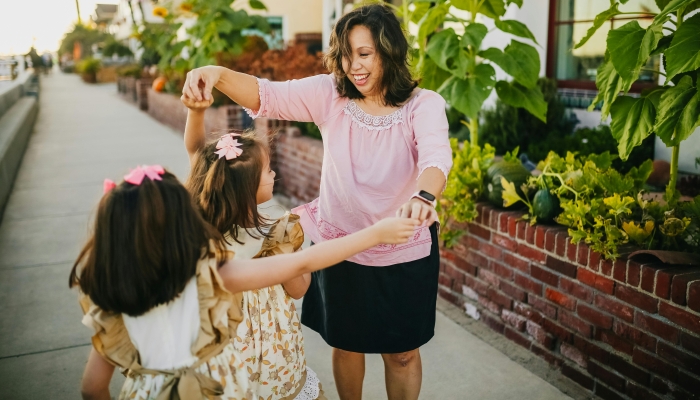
[181,93,320,399]
[70,167,419,400]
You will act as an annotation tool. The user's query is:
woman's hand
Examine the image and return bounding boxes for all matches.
[396,198,438,227]
[370,217,420,244]
[182,66,223,102]
[181,94,213,111]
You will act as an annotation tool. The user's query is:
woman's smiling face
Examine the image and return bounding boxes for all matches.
[342,25,383,98]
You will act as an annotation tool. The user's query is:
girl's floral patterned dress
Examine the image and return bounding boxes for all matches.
[229,213,324,400]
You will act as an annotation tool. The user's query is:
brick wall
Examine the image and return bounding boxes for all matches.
[439,204,700,400]
[268,128,322,205]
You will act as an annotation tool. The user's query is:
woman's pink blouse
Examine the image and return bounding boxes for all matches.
[245,74,452,266]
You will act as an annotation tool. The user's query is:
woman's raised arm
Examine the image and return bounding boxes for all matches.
[183,66,260,110]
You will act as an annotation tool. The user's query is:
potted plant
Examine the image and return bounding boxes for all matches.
[77,57,101,83]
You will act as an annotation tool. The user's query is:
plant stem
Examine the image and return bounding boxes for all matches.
[669,144,679,196]
[403,0,409,31]
[640,68,666,77]
[469,117,479,145]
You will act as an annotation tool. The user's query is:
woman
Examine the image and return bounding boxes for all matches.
[182,4,452,399]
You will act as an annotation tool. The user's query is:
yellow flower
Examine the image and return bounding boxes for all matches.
[621,220,654,244]
[659,217,691,237]
[179,2,193,12]
[153,6,168,18]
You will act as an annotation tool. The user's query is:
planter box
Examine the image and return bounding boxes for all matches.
[146,89,249,134]
[437,204,700,400]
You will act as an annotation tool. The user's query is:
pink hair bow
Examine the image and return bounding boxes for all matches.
[124,164,165,185]
[214,133,243,160]
[103,179,116,194]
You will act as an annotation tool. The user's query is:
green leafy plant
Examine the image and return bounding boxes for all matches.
[582,0,700,205]
[77,57,102,74]
[59,24,109,60]
[102,37,134,58]
[401,0,547,145]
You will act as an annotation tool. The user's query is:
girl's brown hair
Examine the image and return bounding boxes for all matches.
[186,130,272,244]
[324,3,418,107]
[69,171,226,317]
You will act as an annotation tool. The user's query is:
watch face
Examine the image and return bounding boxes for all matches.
[419,190,435,201]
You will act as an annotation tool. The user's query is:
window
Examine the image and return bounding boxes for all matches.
[243,16,284,50]
[547,0,661,92]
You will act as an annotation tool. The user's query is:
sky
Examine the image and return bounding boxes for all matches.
[0,0,118,56]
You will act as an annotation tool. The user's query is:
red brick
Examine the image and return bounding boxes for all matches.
[659,302,700,332]
[440,248,477,276]
[488,287,513,310]
[531,264,559,286]
[492,233,517,252]
[498,212,510,233]
[561,342,587,368]
[502,309,527,331]
[566,241,578,262]
[635,312,680,343]
[478,296,501,314]
[670,387,700,400]
[672,273,700,306]
[555,232,567,257]
[528,295,557,319]
[588,250,601,272]
[612,260,627,282]
[531,343,561,365]
[438,274,453,289]
[515,273,543,296]
[514,302,543,324]
[627,260,642,286]
[526,320,553,349]
[444,264,466,285]
[588,361,626,392]
[613,320,657,352]
[525,223,536,245]
[508,215,518,237]
[577,267,615,294]
[677,370,700,394]
[466,249,489,269]
[438,288,458,305]
[595,383,626,400]
[574,337,610,364]
[489,211,500,231]
[577,242,589,266]
[561,364,594,390]
[559,310,592,337]
[465,235,481,250]
[650,376,670,394]
[597,329,634,356]
[545,257,577,278]
[478,268,500,287]
[594,295,634,322]
[657,341,700,375]
[560,277,593,303]
[505,326,531,349]
[516,221,527,240]
[626,382,664,400]
[468,223,491,241]
[491,261,514,281]
[503,252,529,273]
[641,264,659,293]
[680,332,700,357]
[656,267,689,300]
[500,280,527,302]
[544,229,557,252]
[516,244,547,263]
[480,205,492,226]
[633,348,678,381]
[464,273,489,296]
[578,303,613,329]
[481,311,505,333]
[601,259,614,276]
[545,288,576,310]
[535,225,547,249]
[615,285,659,313]
[606,352,650,386]
[689,281,700,313]
[480,241,503,261]
[542,318,574,343]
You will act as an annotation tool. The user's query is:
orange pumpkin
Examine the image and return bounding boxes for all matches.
[152,77,167,92]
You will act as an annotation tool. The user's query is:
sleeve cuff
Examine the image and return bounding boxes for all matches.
[242,77,269,119]
[417,162,450,192]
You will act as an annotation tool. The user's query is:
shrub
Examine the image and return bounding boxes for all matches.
[77,58,102,75]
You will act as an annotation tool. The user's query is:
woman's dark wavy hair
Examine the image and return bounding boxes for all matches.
[324,3,418,107]
[186,130,272,244]
[69,170,227,317]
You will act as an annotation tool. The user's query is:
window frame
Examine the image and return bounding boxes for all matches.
[546,0,658,93]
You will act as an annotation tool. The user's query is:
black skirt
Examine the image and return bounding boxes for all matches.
[301,224,440,354]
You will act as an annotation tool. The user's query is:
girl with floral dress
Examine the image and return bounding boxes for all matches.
[71,166,418,400]
[180,94,318,399]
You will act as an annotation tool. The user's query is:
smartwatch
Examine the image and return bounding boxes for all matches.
[411,190,436,207]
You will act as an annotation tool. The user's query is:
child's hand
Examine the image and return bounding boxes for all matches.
[181,94,213,111]
[371,217,420,244]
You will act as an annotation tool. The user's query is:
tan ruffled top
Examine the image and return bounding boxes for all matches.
[79,244,244,399]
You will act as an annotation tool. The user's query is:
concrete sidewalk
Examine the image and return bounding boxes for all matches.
[0,73,572,399]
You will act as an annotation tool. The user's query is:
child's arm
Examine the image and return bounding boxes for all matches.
[81,348,114,400]
[220,218,419,293]
[181,94,213,165]
[282,273,311,300]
